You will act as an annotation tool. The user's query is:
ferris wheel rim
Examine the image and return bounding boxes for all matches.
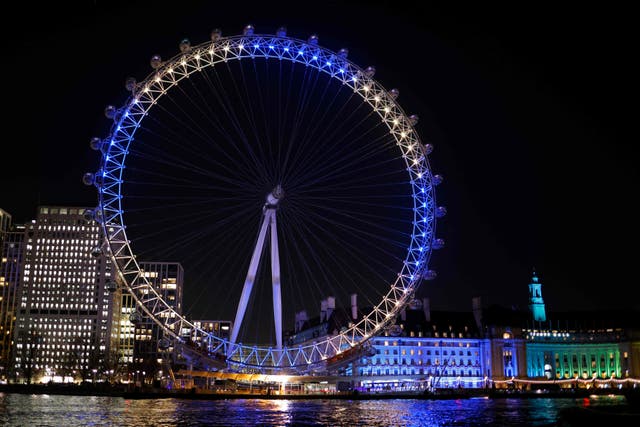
[92,29,439,371]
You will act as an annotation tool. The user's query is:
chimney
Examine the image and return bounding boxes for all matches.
[351,293,358,320]
[326,296,335,320]
[321,298,327,322]
[422,297,431,322]
[472,296,482,330]
[295,310,308,333]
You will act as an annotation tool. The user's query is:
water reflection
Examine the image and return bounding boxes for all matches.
[0,393,629,426]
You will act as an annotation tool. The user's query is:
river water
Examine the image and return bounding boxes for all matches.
[0,392,629,426]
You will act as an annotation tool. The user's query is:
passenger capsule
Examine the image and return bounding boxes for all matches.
[158,338,171,350]
[409,114,419,125]
[308,34,319,45]
[423,143,434,155]
[106,280,117,293]
[104,105,117,119]
[436,206,447,218]
[150,54,162,69]
[432,174,444,186]
[82,173,94,186]
[125,77,137,92]
[423,270,437,280]
[364,66,376,78]
[276,26,287,37]
[243,25,254,36]
[89,137,102,151]
[338,48,349,58]
[179,38,191,53]
[93,171,104,187]
[432,238,445,250]
[389,88,399,99]
[409,299,423,310]
[91,246,102,257]
[129,311,142,324]
[83,209,94,222]
[94,209,104,224]
[211,28,222,41]
[388,324,403,336]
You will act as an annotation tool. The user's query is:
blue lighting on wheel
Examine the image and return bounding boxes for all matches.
[254,44,259,49]
[269,45,274,49]
[312,55,318,60]
[298,50,304,55]
[284,47,289,51]
[326,61,331,66]
[339,69,345,73]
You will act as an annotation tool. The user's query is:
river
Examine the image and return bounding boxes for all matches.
[0,392,630,426]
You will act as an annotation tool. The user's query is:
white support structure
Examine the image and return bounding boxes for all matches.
[270,207,283,350]
[230,186,284,350]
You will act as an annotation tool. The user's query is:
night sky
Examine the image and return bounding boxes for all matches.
[1,2,637,314]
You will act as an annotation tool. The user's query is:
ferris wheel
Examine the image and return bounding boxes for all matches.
[84,24,445,372]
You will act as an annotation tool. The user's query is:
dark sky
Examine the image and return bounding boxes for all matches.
[1,1,637,314]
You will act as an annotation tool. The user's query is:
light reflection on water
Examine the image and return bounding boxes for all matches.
[0,393,628,426]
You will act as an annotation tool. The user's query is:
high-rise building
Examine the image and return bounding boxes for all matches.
[12,206,117,383]
[188,320,232,343]
[0,209,24,379]
[131,262,183,375]
[0,209,11,234]
[116,287,135,367]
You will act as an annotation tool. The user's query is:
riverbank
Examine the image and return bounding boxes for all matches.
[0,384,640,406]
[0,383,480,400]
[1,382,637,403]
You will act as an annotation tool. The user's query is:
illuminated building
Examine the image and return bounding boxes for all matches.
[0,208,10,233]
[291,295,496,390]
[188,320,232,343]
[301,273,639,390]
[522,308,640,385]
[116,287,134,366]
[517,270,640,386]
[132,262,183,373]
[12,206,116,383]
[0,210,23,379]
[349,298,493,390]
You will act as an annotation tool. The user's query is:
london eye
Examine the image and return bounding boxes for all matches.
[84,25,445,372]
